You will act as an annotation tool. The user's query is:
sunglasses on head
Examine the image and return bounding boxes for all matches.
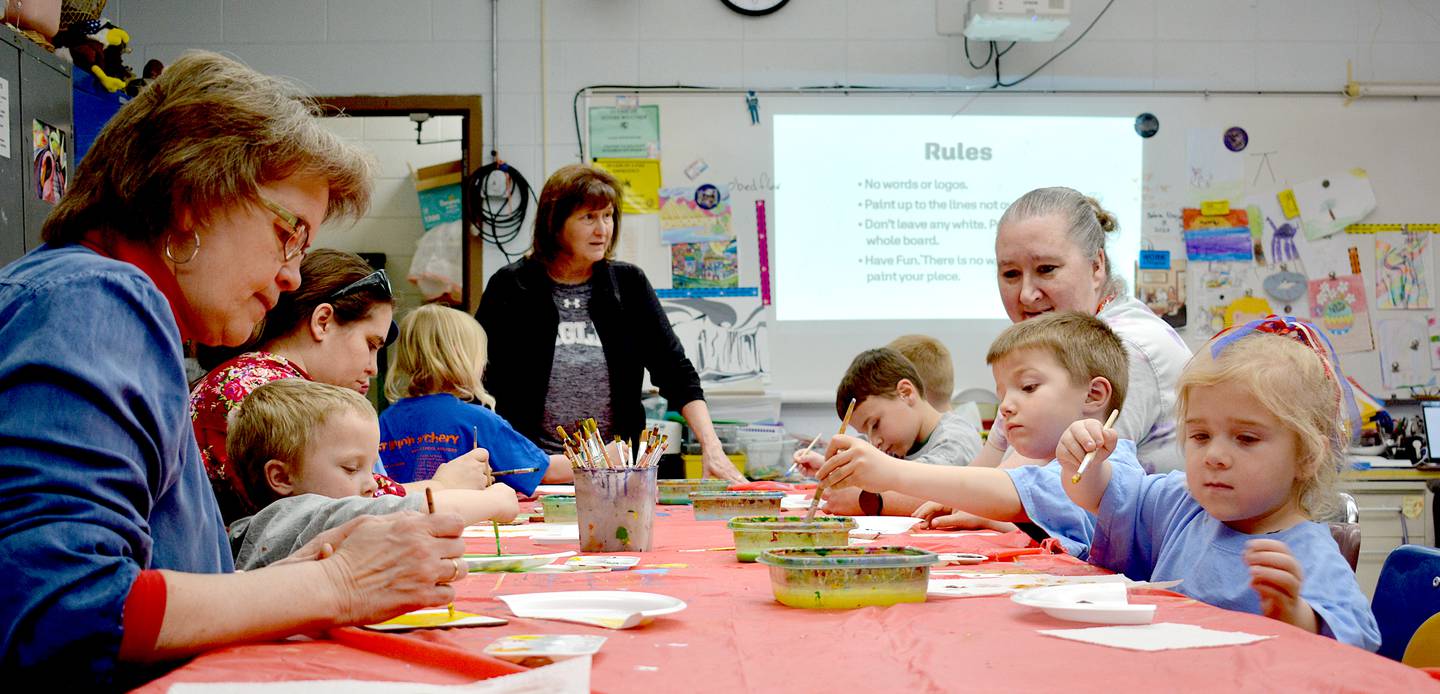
[328,269,392,302]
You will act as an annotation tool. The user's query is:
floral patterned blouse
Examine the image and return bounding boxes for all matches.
[190,351,404,524]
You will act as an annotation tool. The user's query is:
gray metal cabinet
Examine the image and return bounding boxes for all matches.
[0,27,71,267]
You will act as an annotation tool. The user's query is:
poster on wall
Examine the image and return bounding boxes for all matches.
[1136,254,1186,329]
[587,105,660,159]
[661,295,769,386]
[1374,230,1432,310]
[1308,274,1374,354]
[659,184,733,244]
[32,119,65,204]
[671,239,739,289]
[593,158,660,214]
[1377,318,1435,390]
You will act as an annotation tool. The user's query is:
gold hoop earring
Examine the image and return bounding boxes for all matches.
[164,230,200,264]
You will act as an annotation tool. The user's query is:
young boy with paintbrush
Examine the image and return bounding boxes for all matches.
[793,347,982,516]
[225,379,519,570]
[815,312,1143,558]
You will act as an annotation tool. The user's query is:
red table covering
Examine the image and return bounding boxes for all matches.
[138,502,1438,692]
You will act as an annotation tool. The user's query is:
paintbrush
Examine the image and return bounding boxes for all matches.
[806,399,856,522]
[785,433,824,478]
[1070,409,1120,484]
[425,487,455,620]
[491,467,540,477]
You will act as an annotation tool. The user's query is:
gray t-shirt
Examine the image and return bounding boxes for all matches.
[908,410,983,466]
[229,493,423,570]
[540,282,614,453]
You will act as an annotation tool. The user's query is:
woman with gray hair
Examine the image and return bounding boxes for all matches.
[986,186,1192,473]
[0,52,469,685]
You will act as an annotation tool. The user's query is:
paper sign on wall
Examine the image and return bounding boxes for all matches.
[593,158,660,214]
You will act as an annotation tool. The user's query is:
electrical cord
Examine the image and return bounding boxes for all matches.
[991,0,1115,89]
[468,160,535,264]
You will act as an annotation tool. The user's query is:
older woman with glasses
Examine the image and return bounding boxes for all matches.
[0,52,473,685]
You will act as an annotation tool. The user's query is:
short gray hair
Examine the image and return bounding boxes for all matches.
[999,186,1125,297]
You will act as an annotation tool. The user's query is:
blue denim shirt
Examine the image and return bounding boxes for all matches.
[0,245,232,680]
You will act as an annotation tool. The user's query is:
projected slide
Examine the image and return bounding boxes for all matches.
[773,114,1142,321]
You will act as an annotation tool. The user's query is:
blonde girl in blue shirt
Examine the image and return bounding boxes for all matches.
[1057,317,1380,650]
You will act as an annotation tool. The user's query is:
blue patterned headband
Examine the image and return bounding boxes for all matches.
[1209,315,1360,443]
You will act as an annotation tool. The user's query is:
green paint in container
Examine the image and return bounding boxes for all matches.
[726,515,857,562]
[756,546,938,609]
[540,494,577,523]
[657,478,730,505]
[688,491,784,521]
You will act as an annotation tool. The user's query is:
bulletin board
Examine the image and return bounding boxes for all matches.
[581,88,1440,403]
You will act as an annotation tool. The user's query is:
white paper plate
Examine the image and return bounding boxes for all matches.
[848,515,921,535]
[496,591,687,629]
[1011,583,1156,625]
[465,551,576,572]
[536,485,576,495]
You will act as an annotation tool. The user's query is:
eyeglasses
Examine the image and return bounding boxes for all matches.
[329,269,393,301]
[260,196,311,261]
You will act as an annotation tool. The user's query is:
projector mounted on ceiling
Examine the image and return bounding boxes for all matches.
[936,0,1072,43]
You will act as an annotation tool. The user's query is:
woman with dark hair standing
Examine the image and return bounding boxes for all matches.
[478,164,744,482]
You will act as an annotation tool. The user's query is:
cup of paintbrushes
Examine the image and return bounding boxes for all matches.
[573,466,659,552]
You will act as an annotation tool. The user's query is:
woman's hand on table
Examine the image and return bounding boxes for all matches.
[431,448,494,489]
[700,443,746,483]
[318,512,469,625]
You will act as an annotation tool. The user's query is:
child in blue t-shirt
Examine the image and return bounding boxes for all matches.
[1056,317,1380,650]
[816,312,1141,558]
[379,305,570,496]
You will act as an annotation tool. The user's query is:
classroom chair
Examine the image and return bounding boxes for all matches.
[1371,544,1440,663]
[1328,522,1361,572]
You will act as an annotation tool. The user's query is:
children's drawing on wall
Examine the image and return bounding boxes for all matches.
[1185,128,1243,190]
[1375,230,1431,310]
[659,184,733,244]
[1182,208,1252,262]
[1291,169,1376,241]
[1262,267,1308,316]
[1224,294,1273,329]
[661,296,769,385]
[1377,318,1436,390]
[1308,274,1374,354]
[671,239,739,289]
[32,120,66,204]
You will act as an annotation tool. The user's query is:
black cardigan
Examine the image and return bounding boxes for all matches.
[476,257,706,447]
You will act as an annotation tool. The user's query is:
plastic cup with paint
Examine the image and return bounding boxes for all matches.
[540,494,578,523]
[573,466,658,552]
[688,490,784,521]
[657,478,730,505]
[727,515,857,562]
[756,546,938,609]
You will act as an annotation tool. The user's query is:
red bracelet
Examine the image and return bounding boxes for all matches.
[118,570,168,660]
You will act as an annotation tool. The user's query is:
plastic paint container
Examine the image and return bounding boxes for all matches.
[540,494,577,523]
[657,478,730,505]
[573,467,658,552]
[727,515,857,562]
[756,546,938,609]
[688,491,784,521]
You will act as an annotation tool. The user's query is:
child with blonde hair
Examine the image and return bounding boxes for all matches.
[380,305,570,492]
[227,379,518,570]
[1056,317,1378,649]
[887,334,954,412]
